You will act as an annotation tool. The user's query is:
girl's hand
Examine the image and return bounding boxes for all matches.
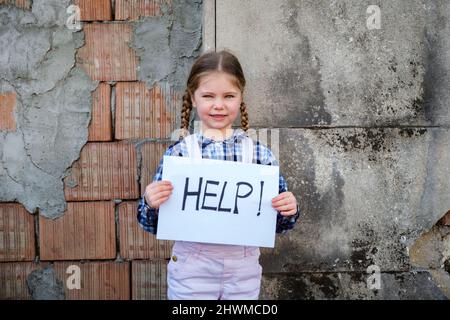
[272,191,297,216]
[144,180,174,209]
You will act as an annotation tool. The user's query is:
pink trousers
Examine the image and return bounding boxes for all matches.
[167,241,262,300]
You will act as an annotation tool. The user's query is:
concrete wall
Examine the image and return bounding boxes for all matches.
[212,0,450,299]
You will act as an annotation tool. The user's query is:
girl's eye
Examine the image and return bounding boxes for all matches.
[202,95,235,98]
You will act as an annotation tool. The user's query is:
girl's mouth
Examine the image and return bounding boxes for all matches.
[210,114,227,120]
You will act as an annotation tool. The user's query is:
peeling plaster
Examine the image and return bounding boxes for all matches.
[0,0,204,218]
[131,0,203,91]
[27,266,65,300]
[0,2,97,219]
[410,222,450,298]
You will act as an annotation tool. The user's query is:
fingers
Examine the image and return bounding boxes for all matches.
[272,192,293,206]
[272,191,292,204]
[148,180,173,193]
[145,181,172,196]
[275,203,297,212]
[148,194,171,208]
[278,207,297,216]
[150,189,172,200]
[144,180,174,208]
[272,192,297,216]
[146,191,172,208]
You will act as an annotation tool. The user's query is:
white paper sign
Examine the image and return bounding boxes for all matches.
[156,156,279,247]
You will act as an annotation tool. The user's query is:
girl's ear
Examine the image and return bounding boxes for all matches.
[190,91,197,108]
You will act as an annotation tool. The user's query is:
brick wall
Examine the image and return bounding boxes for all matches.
[0,0,181,300]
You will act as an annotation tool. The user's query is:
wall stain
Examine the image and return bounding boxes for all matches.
[398,128,427,138]
[277,275,313,300]
[319,128,388,153]
[266,1,331,126]
[309,273,340,299]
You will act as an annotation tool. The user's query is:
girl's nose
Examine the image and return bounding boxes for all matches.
[213,99,225,109]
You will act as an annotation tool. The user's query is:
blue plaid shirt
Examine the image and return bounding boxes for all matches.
[137,129,301,235]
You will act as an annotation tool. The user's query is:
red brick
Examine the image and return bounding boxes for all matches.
[88,83,112,141]
[119,201,172,259]
[115,0,171,20]
[115,82,180,139]
[0,0,31,9]
[64,142,139,201]
[77,23,138,81]
[441,210,450,226]
[132,260,167,300]
[39,202,116,260]
[0,262,36,299]
[74,0,112,21]
[0,92,17,132]
[140,142,171,191]
[53,261,130,300]
[0,203,35,262]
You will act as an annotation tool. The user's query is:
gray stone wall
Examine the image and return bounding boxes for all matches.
[212,0,450,299]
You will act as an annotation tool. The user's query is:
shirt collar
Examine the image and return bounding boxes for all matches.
[197,129,247,147]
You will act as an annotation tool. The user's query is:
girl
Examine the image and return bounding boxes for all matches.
[137,50,300,300]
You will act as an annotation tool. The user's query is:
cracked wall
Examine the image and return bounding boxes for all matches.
[0,1,97,219]
[131,0,203,91]
[0,0,202,220]
[410,219,450,298]
[0,0,203,300]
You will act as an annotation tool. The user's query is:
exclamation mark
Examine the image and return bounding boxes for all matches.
[257,181,264,216]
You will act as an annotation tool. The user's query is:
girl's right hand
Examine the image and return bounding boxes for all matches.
[144,180,174,209]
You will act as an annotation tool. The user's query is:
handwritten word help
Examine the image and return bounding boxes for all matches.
[182,178,265,216]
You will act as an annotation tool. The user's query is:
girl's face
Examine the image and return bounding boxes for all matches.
[191,71,242,140]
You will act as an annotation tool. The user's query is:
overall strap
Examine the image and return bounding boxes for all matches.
[184,133,253,163]
[241,136,254,164]
[184,134,202,159]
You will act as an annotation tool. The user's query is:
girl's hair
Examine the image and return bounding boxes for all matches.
[180,50,249,137]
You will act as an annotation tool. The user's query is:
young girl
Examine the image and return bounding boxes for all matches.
[137,50,300,300]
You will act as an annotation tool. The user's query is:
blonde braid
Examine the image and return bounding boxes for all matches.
[240,101,249,132]
[180,89,192,138]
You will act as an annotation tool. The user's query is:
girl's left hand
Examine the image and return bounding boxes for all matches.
[272,191,297,216]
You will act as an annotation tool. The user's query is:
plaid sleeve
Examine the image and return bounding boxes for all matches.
[276,173,301,234]
[137,197,158,234]
[256,141,301,234]
[136,142,182,234]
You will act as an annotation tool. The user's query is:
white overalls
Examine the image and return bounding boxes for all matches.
[167,133,262,300]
